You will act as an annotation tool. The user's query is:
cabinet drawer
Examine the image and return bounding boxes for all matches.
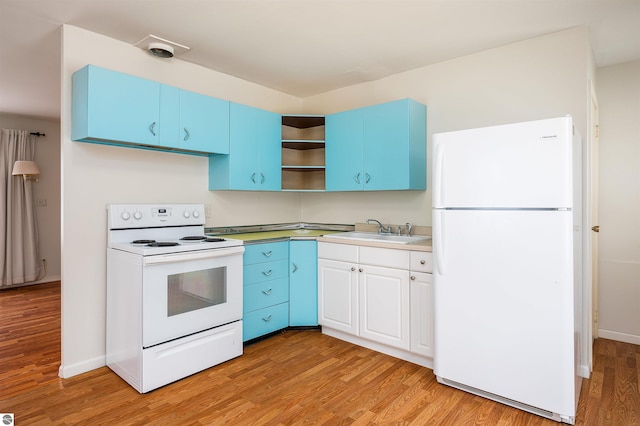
[360,246,409,270]
[318,242,358,263]
[244,259,289,285]
[410,251,433,273]
[244,242,288,264]
[243,278,289,313]
[243,302,289,341]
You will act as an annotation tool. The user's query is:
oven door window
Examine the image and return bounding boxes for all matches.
[168,267,227,316]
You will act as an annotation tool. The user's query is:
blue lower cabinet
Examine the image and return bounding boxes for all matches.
[242,241,290,342]
[243,302,289,341]
[289,240,318,326]
[243,278,289,313]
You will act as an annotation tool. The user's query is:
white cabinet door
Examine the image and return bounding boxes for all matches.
[410,271,434,357]
[318,259,359,335]
[359,265,410,350]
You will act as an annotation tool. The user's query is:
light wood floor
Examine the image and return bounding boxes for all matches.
[1,282,639,425]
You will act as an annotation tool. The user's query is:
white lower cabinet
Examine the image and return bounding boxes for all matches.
[318,242,433,366]
[359,264,410,350]
[318,258,358,334]
[410,271,434,357]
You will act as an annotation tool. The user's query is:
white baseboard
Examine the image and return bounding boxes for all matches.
[58,355,106,378]
[598,329,640,345]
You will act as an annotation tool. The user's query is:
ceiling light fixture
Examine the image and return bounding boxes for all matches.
[148,42,174,58]
[134,35,190,59]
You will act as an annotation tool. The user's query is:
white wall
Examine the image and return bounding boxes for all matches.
[60,25,303,377]
[301,27,592,226]
[0,113,61,284]
[596,59,640,344]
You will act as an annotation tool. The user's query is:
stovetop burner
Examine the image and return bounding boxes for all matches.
[132,239,156,245]
[204,237,226,242]
[180,236,207,241]
[147,242,181,247]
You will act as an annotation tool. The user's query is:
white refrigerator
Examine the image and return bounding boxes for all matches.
[432,116,583,424]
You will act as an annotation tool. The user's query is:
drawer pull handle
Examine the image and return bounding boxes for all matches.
[420,260,426,265]
[262,315,273,322]
[262,269,272,276]
[292,262,298,273]
[262,250,272,257]
[262,288,272,295]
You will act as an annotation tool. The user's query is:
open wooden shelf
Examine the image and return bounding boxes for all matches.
[281,115,326,191]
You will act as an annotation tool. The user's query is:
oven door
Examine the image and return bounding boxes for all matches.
[141,246,244,348]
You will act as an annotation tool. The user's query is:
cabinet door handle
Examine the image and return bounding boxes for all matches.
[420,260,426,265]
[183,127,190,141]
[351,266,356,271]
[354,173,361,184]
[292,262,298,273]
[262,288,272,295]
[260,172,265,184]
[149,122,156,136]
[262,269,272,276]
[410,275,416,281]
[262,315,273,322]
[262,250,272,257]
[365,173,371,184]
[251,173,256,183]
[359,268,363,273]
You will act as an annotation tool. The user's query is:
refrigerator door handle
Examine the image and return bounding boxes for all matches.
[434,142,444,207]
[434,210,445,274]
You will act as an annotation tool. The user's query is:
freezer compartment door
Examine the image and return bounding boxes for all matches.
[433,209,576,417]
[433,117,573,209]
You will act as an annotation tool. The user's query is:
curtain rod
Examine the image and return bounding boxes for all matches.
[30,132,45,137]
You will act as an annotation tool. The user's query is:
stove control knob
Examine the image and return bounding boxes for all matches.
[121,211,131,220]
[133,211,142,220]
[192,210,200,219]
[183,210,191,218]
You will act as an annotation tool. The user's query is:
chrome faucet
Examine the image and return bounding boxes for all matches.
[367,219,392,234]
[405,222,413,237]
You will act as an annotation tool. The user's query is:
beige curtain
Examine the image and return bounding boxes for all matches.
[1,128,40,286]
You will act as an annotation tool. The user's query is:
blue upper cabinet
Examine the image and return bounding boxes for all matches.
[209,102,281,190]
[72,65,229,156]
[159,86,230,154]
[326,99,427,191]
[325,108,363,191]
[72,65,160,146]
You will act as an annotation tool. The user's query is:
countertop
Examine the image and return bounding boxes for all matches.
[207,222,432,252]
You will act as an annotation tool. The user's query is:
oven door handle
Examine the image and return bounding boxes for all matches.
[143,246,245,265]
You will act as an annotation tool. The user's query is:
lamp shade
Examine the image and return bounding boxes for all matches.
[12,160,40,176]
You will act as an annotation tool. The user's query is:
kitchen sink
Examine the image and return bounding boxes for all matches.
[323,231,431,245]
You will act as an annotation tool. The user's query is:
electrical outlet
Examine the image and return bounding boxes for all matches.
[37,199,47,207]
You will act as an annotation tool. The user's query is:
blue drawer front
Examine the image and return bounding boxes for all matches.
[244,278,289,313]
[243,302,289,341]
[244,259,288,285]
[243,242,289,264]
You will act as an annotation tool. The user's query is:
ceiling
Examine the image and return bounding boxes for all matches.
[1,0,639,119]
